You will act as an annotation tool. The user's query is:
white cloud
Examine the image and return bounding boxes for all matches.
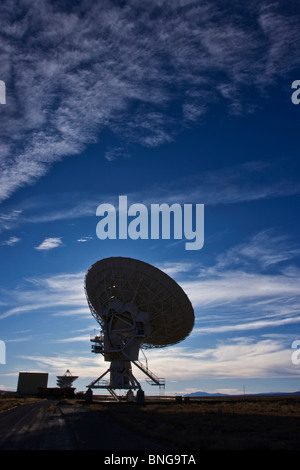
[17,353,102,380]
[0,210,22,232]
[184,270,300,309]
[213,230,300,271]
[17,335,297,383]
[158,231,300,336]
[34,237,62,251]
[155,261,192,277]
[0,271,89,320]
[76,236,93,243]
[143,337,297,380]
[1,236,20,246]
[54,335,90,344]
[104,147,130,162]
[194,315,300,335]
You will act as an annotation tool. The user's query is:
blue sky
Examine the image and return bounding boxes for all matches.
[0,0,300,395]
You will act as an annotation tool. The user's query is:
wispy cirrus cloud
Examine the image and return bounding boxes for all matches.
[1,231,299,338]
[0,192,95,234]
[0,210,22,232]
[19,336,296,382]
[1,236,20,246]
[183,266,300,338]
[76,236,93,243]
[211,230,300,272]
[16,353,102,380]
[1,230,300,382]
[0,271,88,320]
[0,1,300,203]
[1,159,299,235]
[131,160,300,207]
[144,337,297,380]
[157,230,300,336]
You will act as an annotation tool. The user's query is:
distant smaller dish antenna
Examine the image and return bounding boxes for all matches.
[85,257,194,400]
[56,369,78,389]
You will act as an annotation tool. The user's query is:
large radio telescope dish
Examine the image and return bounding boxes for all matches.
[85,257,194,399]
[85,257,194,348]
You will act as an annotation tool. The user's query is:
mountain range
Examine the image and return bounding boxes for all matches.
[184,391,300,397]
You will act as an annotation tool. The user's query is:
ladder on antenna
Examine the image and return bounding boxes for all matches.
[132,360,165,390]
[107,388,121,402]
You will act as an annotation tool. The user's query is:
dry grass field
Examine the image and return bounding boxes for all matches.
[0,397,43,413]
[89,396,300,450]
[1,395,300,449]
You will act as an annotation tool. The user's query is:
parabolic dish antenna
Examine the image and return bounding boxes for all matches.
[85,257,194,400]
[56,369,78,389]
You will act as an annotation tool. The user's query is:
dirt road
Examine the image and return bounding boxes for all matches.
[0,400,164,450]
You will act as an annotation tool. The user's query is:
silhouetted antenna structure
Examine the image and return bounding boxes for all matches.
[56,369,78,388]
[85,257,194,401]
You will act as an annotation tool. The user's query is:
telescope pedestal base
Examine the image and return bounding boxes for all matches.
[87,360,142,399]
